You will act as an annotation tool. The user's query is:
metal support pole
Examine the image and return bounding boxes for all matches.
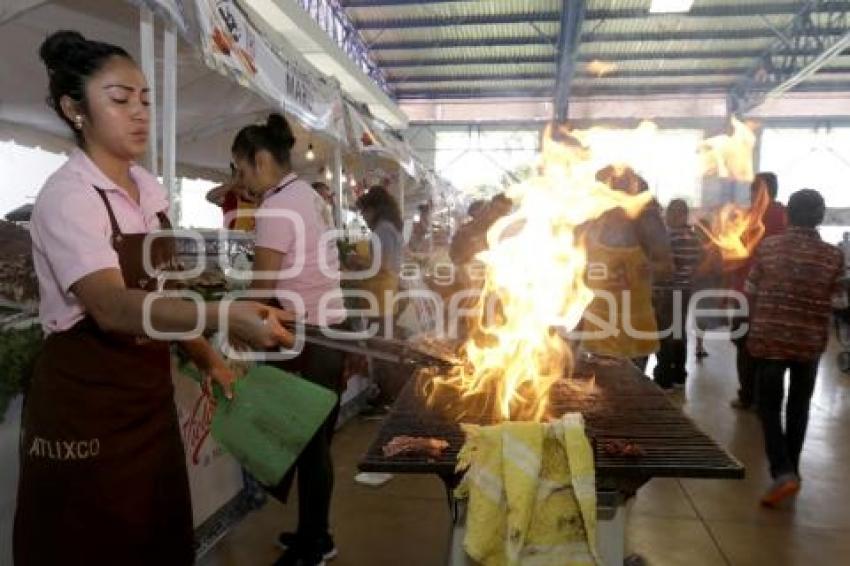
[139,7,158,174]
[163,24,179,224]
[553,0,587,123]
[397,163,406,221]
[334,144,344,230]
[752,126,764,176]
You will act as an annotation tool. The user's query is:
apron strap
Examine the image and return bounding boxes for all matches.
[156,211,173,230]
[269,176,299,197]
[92,186,124,241]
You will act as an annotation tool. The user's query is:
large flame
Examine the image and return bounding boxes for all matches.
[701,185,770,262]
[698,117,757,182]
[425,124,652,422]
[425,118,758,423]
[696,118,766,262]
[585,60,618,78]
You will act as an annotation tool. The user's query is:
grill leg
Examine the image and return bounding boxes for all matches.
[597,491,626,566]
[445,499,470,566]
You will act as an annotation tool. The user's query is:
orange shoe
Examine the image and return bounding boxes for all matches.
[760,476,801,508]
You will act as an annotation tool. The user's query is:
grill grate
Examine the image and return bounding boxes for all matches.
[359,359,745,480]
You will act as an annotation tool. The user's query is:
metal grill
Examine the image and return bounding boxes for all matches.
[359,359,745,481]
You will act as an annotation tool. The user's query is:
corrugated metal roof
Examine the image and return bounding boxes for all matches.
[338,0,850,100]
[345,0,561,22]
[399,79,554,91]
[377,44,557,64]
[581,14,796,36]
[386,63,557,81]
[362,22,560,47]
[579,37,774,55]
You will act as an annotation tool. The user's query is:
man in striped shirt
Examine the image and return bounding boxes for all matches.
[746,189,845,507]
[653,199,702,389]
[730,172,788,410]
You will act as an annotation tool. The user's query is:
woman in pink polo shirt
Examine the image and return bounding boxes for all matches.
[15,32,293,565]
[230,114,346,566]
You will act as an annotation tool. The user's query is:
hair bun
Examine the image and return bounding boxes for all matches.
[39,30,89,72]
[266,113,296,150]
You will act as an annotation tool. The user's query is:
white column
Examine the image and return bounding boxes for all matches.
[139,7,158,175]
[163,23,179,224]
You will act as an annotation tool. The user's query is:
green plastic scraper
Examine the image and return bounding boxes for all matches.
[211,364,338,486]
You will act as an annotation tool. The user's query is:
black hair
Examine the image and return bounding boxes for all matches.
[231,113,296,167]
[667,198,689,214]
[39,30,132,146]
[596,165,646,194]
[753,172,778,200]
[467,199,486,217]
[356,186,403,231]
[787,189,825,228]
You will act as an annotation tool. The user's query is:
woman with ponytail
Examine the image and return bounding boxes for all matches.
[232,113,346,566]
[16,31,293,565]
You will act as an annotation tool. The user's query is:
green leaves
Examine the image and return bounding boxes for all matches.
[0,324,43,422]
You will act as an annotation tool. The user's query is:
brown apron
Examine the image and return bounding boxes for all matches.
[14,187,193,566]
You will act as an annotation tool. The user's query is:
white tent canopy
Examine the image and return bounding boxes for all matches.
[0,0,349,179]
[0,0,449,227]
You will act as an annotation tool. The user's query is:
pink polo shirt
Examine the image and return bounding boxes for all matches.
[30,149,170,334]
[254,173,345,326]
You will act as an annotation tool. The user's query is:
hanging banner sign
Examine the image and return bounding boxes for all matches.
[193,0,343,139]
[344,101,417,177]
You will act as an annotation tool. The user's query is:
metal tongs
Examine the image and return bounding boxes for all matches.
[284,322,461,369]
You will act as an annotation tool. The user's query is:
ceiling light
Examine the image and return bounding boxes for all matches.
[306,143,315,161]
[586,60,617,77]
[649,0,694,13]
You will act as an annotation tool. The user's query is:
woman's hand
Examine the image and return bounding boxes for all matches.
[180,337,238,400]
[227,301,295,351]
[199,350,237,401]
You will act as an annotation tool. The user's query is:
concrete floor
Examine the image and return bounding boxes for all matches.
[201,336,850,566]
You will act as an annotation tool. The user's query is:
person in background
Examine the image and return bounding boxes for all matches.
[311,181,336,228]
[354,186,406,403]
[16,31,291,566]
[653,199,702,389]
[449,193,513,266]
[581,167,673,372]
[409,201,432,252]
[231,113,346,566]
[745,189,844,507]
[355,186,403,280]
[692,214,724,360]
[206,163,258,231]
[466,198,486,221]
[839,231,850,272]
[729,172,787,410]
[311,181,334,207]
[446,194,514,342]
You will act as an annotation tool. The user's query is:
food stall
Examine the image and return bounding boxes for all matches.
[0,0,436,560]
